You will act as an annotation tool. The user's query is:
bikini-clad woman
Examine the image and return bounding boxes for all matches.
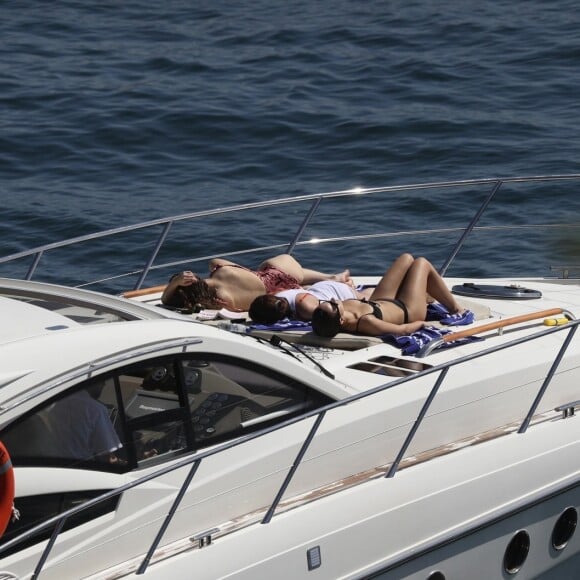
[162,254,352,312]
[311,253,468,337]
[248,280,374,324]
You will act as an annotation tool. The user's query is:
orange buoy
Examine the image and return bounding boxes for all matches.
[0,442,15,536]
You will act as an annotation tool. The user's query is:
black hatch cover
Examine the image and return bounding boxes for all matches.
[452,283,542,300]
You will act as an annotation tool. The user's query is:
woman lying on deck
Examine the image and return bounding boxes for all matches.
[311,253,470,338]
[248,280,373,324]
[161,254,352,312]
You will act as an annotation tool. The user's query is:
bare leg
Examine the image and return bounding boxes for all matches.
[301,268,352,285]
[395,257,463,321]
[261,254,351,285]
[369,253,415,300]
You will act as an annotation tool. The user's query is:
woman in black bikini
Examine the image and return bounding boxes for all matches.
[311,253,466,337]
[161,254,352,312]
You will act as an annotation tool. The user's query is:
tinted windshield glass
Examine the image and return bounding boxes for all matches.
[0,291,131,324]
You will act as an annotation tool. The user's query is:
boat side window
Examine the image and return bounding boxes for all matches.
[0,490,119,556]
[116,359,192,467]
[1,354,331,473]
[181,355,331,447]
[2,361,192,473]
[2,377,126,471]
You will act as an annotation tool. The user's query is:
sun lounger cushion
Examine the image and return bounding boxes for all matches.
[201,297,492,351]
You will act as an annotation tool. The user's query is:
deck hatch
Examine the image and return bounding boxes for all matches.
[348,356,431,377]
[452,283,542,300]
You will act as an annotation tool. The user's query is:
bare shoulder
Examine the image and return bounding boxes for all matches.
[296,293,320,316]
[215,286,235,307]
[209,258,237,270]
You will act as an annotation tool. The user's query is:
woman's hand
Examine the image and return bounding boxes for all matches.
[175,271,196,286]
[399,320,425,335]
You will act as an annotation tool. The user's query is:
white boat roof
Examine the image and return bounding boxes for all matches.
[0,295,83,344]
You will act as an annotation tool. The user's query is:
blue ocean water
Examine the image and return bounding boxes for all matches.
[2,0,580,291]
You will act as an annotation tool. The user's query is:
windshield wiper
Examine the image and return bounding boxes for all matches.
[268,335,335,380]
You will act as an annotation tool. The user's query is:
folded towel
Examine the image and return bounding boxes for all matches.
[249,319,313,332]
[382,325,482,355]
[440,309,474,326]
[425,302,450,321]
[425,303,474,326]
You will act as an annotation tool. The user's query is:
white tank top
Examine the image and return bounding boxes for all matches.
[276,280,357,316]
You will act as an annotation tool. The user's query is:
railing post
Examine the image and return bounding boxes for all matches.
[386,367,449,478]
[133,221,174,290]
[25,251,44,280]
[439,181,502,276]
[285,198,322,256]
[137,458,202,575]
[518,325,578,433]
[31,516,67,579]
[261,411,326,524]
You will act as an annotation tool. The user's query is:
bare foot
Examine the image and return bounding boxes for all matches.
[331,269,352,285]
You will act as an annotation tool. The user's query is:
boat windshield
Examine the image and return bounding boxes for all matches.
[0,291,131,325]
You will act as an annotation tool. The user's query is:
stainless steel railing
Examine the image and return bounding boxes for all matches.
[1,174,580,291]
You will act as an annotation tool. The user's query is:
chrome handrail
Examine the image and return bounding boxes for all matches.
[2,174,580,290]
[438,179,502,276]
[2,319,578,576]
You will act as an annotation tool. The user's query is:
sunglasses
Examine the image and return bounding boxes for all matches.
[318,300,341,317]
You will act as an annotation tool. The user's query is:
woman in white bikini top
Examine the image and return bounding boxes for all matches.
[249,280,372,324]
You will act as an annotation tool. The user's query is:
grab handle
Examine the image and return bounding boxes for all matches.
[121,285,167,298]
[417,308,574,358]
[442,308,569,343]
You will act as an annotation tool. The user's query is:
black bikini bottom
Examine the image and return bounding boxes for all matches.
[372,297,409,323]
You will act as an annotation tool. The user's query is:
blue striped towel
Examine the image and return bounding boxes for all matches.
[382,325,483,355]
[249,319,313,332]
[426,303,474,326]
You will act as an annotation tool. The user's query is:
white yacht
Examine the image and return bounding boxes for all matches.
[0,175,579,579]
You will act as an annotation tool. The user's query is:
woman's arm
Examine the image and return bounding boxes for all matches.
[350,316,425,336]
[295,293,319,321]
[208,258,238,273]
[161,271,195,305]
[355,287,375,300]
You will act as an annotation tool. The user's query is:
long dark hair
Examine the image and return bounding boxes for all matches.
[311,303,342,337]
[166,277,221,311]
[249,295,290,324]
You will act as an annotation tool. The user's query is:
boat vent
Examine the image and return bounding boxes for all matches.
[307,546,322,571]
[348,356,432,377]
